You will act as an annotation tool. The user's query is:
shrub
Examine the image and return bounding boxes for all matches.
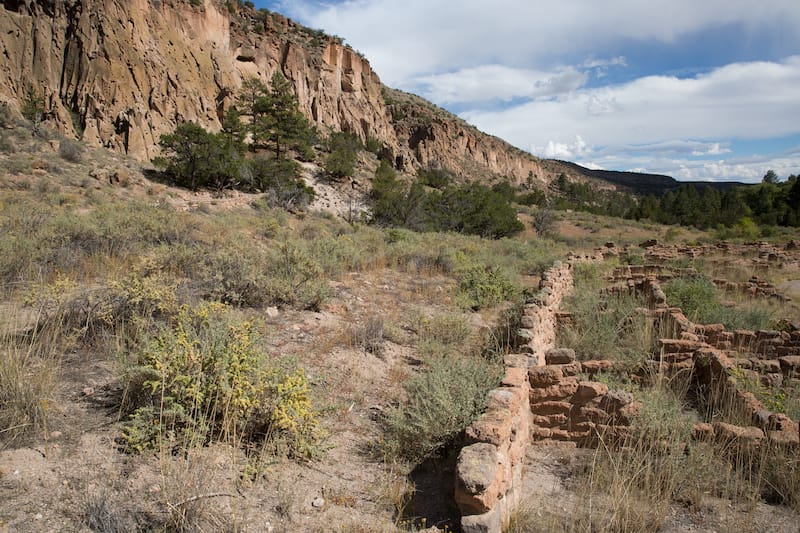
[58,138,83,163]
[20,87,44,125]
[533,207,556,237]
[456,264,518,310]
[369,168,524,238]
[663,277,776,330]
[120,302,322,457]
[663,277,718,322]
[353,316,385,356]
[155,122,244,191]
[0,101,11,127]
[417,167,451,189]
[0,132,12,153]
[247,156,315,209]
[382,354,501,462]
[559,263,655,368]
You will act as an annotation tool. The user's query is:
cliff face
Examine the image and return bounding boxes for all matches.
[0,0,556,186]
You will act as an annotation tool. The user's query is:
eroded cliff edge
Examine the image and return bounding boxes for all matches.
[0,0,555,184]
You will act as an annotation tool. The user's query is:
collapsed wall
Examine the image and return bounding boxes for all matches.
[610,264,800,449]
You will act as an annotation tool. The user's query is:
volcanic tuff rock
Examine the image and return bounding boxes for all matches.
[0,0,558,185]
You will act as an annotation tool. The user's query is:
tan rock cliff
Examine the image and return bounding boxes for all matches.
[0,0,560,185]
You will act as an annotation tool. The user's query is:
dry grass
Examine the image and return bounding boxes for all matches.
[0,306,61,449]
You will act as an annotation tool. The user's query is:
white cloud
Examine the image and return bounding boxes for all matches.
[272,0,800,181]
[464,57,800,154]
[415,65,587,104]
[279,0,800,87]
[537,135,591,159]
[578,148,800,183]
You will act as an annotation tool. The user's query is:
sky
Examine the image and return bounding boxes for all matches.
[256,0,800,183]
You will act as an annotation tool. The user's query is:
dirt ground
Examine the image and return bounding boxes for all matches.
[0,266,480,532]
[519,443,800,533]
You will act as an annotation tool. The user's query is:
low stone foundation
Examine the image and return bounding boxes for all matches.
[455,260,578,532]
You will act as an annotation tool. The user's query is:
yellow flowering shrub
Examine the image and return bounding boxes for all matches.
[120,302,321,457]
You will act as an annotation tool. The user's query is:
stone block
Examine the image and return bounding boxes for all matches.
[528,366,563,387]
[531,401,572,416]
[554,361,582,376]
[461,505,502,533]
[713,422,764,445]
[466,412,513,447]
[529,379,578,402]
[659,339,703,353]
[574,406,610,424]
[545,347,576,364]
[779,356,800,377]
[571,381,609,405]
[530,426,552,439]
[548,428,572,441]
[487,388,523,412]
[531,413,568,427]
[615,401,642,425]
[692,422,714,441]
[501,367,529,388]
[581,359,613,374]
[455,443,502,515]
[600,390,634,412]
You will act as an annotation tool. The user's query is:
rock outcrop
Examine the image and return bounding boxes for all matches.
[0,0,561,186]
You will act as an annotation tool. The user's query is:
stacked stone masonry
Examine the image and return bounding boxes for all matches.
[455,261,576,532]
[608,251,800,451]
[455,242,798,532]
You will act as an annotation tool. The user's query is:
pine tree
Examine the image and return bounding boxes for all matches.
[252,72,314,160]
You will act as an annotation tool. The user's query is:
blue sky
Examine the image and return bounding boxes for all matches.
[256,1,800,182]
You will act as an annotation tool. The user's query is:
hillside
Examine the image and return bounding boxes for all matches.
[0,0,571,187]
[555,160,749,196]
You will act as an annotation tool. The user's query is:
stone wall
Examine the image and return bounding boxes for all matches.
[527,348,639,446]
[619,271,800,450]
[454,260,576,533]
[455,246,798,532]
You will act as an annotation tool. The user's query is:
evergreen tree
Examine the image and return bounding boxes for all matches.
[324,131,360,180]
[156,122,242,191]
[252,72,315,160]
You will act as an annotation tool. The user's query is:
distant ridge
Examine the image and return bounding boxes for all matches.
[554,160,750,196]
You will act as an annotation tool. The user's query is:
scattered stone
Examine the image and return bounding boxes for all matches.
[600,390,634,412]
[311,496,325,508]
[581,359,613,374]
[713,422,764,444]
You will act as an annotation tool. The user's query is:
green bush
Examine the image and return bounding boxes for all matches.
[456,264,518,309]
[154,122,244,191]
[58,138,83,163]
[0,102,11,127]
[324,131,360,180]
[417,167,452,189]
[382,354,501,462]
[369,166,524,238]
[663,277,776,330]
[120,302,321,457]
[247,156,315,209]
